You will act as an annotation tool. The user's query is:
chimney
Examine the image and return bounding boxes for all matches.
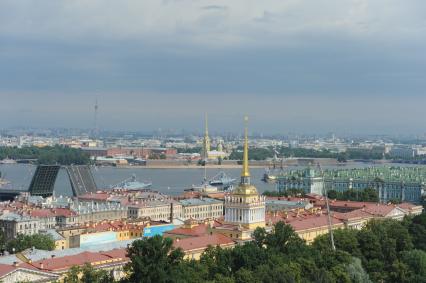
[40,263,44,269]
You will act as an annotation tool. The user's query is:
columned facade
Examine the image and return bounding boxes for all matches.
[223,116,265,230]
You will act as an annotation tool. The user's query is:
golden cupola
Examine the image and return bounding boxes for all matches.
[233,116,258,196]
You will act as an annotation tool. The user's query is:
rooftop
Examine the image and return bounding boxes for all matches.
[278,166,426,183]
[179,198,223,206]
[173,234,234,252]
[30,250,127,272]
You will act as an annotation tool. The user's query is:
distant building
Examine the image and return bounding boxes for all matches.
[276,167,324,195]
[80,147,108,157]
[277,167,425,203]
[389,146,415,159]
[0,213,40,240]
[106,147,177,159]
[179,198,223,220]
[201,114,227,160]
[79,190,223,222]
[128,201,182,222]
[265,197,313,212]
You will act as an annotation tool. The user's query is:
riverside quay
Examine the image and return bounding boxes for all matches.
[276,166,426,203]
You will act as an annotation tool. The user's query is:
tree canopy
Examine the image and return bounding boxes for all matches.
[61,214,426,283]
[228,146,387,161]
[327,188,379,202]
[6,233,55,253]
[0,145,90,165]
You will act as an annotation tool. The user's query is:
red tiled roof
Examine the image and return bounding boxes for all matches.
[31,251,115,271]
[362,204,399,217]
[398,202,420,210]
[331,200,370,207]
[101,248,128,260]
[165,223,214,237]
[78,193,110,201]
[29,209,56,218]
[52,208,77,217]
[173,234,234,251]
[305,193,324,200]
[266,211,344,231]
[0,264,16,277]
[333,209,373,221]
[289,214,344,231]
[265,196,308,202]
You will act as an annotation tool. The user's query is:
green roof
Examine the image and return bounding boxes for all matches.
[278,166,426,183]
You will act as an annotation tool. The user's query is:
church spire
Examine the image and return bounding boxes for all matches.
[241,116,250,184]
[202,113,211,159]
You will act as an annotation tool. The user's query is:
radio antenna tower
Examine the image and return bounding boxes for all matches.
[94,98,99,139]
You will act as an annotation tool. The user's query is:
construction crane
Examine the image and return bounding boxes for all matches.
[317,163,336,251]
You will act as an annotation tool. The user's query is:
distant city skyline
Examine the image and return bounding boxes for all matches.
[0,1,425,134]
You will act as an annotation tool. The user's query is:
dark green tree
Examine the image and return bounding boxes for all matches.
[327,190,338,200]
[345,257,372,283]
[313,229,361,258]
[252,227,267,248]
[63,263,115,283]
[401,249,426,282]
[264,221,304,254]
[408,213,426,251]
[123,235,184,283]
[6,233,55,253]
[234,268,259,283]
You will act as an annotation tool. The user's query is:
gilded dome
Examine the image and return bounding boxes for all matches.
[232,184,258,196]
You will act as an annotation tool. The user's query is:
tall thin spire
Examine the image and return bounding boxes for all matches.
[203,113,211,158]
[202,113,210,183]
[241,116,250,184]
[93,98,99,139]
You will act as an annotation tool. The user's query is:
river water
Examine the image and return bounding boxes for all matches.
[0,163,423,196]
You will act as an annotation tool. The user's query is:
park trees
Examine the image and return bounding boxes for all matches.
[6,233,55,253]
[123,235,184,283]
[63,263,114,283]
[57,217,426,283]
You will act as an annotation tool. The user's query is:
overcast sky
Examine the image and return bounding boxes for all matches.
[0,0,425,135]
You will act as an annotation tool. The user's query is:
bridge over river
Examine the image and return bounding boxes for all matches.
[0,165,97,200]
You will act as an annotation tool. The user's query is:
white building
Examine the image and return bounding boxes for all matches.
[0,213,40,240]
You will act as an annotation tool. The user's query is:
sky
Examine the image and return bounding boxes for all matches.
[0,0,425,135]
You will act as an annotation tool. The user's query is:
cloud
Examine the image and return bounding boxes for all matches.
[0,0,425,47]
[201,5,227,11]
[0,1,425,133]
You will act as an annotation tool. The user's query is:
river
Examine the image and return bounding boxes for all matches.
[0,163,423,196]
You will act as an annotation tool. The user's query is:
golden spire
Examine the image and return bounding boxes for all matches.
[242,116,250,178]
[203,113,211,159]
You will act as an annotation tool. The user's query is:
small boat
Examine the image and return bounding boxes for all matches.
[190,182,219,193]
[0,159,16,164]
[209,171,236,189]
[262,169,279,183]
[111,175,152,191]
